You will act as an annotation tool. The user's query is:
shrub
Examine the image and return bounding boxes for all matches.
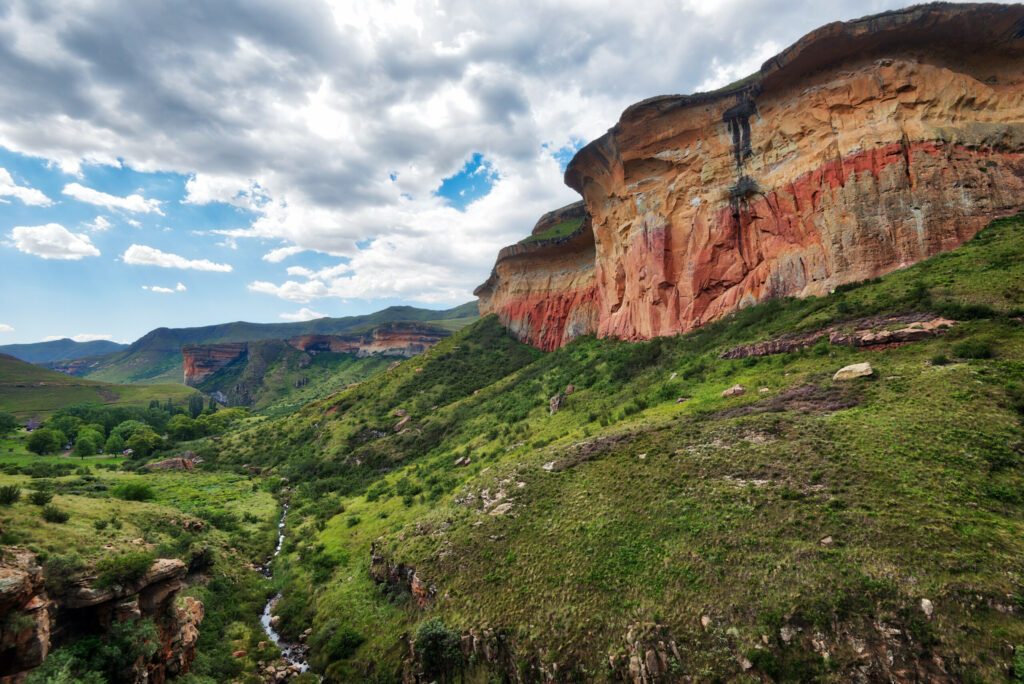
[0,485,21,505]
[95,551,156,589]
[93,519,109,531]
[953,339,994,360]
[43,553,87,594]
[111,481,155,501]
[414,618,463,680]
[41,504,70,523]
[930,354,950,366]
[346,516,361,528]
[28,490,53,506]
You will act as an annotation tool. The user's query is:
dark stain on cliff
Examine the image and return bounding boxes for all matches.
[723,96,757,167]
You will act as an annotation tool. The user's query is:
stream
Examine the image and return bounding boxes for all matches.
[260,503,312,673]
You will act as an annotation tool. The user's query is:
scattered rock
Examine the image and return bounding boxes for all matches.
[921,598,934,619]
[759,387,770,394]
[233,650,247,658]
[675,396,688,404]
[780,625,797,643]
[454,455,471,467]
[820,535,834,546]
[489,502,514,516]
[637,453,647,460]
[721,384,746,398]
[833,362,873,381]
[700,615,711,629]
[394,415,411,432]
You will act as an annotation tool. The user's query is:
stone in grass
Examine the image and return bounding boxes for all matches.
[721,384,746,398]
[833,362,873,381]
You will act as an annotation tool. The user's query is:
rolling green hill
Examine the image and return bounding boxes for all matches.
[65,303,478,385]
[0,338,128,364]
[0,353,198,419]
[207,214,1024,682]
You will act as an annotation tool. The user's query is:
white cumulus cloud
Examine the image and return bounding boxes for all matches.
[279,307,327,321]
[63,182,163,214]
[0,324,14,333]
[84,215,112,232]
[123,244,232,272]
[262,245,305,263]
[141,281,188,293]
[10,223,100,260]
[0,167,51,206]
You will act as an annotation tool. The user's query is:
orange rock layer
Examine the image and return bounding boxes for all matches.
[478,3,1024,350]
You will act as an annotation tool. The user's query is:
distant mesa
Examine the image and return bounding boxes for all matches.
[478,3,1024,350]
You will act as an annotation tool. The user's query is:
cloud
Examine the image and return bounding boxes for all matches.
[123,244,232,272]
[126,219,141,228]
[0,0,961,303]
[84,215,112,232]
[10,223,101,260]
[279,307,327,321]
[63,182,163,214]
[262,245,305,263]
[0,324,13,333]
[142,282,186,293]
[43,333,115,342]
[0,167,51,206]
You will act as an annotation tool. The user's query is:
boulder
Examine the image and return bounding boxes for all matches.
[721,384,746,398]
[833,362,873,381]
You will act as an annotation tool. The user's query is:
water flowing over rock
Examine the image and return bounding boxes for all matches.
[478,3,1024,350]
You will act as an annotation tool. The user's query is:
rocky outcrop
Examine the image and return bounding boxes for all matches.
[369,543,435,608]
[289,322,450,357]
[479,3,1024,349]
[0,552,203,683]
[721,314,955,358]
[182,342,247,385]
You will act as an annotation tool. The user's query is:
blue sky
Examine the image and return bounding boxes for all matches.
[0,0,943,345]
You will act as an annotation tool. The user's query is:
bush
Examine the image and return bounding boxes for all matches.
[0,485,21,505]
[930,354,950,366]
[28,490,53,506]
[414,618,463,680]
[953,339,994,360]
[95,551,156,589]
[111,481,155,501]
[41,505,70,523]
[43,553,87,594]
[93,519,109,532]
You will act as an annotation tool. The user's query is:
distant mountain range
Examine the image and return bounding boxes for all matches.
[0,338,128,364]
[27,303,479,385]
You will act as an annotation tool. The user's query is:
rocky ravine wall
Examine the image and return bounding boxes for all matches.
[0,550,203,683]
[479,3,1024,349]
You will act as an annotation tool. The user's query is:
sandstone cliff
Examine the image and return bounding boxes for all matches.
[0,551,203,683]
[479,3,1024,349]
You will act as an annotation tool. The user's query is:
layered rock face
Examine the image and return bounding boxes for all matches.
[475,202,599,350]
[0,552,203,683]
[182,342,247,385]
[288,323,450,358]
[480,3,1024,349]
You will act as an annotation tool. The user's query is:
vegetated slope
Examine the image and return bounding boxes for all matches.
[193,338,393,415]
[69,302,478,385]
[0,354,198,419]
[0,338,128,364]
[210,215,1024,682]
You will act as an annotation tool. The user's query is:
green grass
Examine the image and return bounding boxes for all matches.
[519,217,583,244]
[203,213,1024,682]
[0,354,197,418]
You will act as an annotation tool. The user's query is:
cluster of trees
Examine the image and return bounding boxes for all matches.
[22,400,247,459]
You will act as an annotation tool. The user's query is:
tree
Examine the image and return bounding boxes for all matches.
[207,396,218,413]
[74,428,103,458]
[125,428,161,458]
[167,414,197,441]
[0,412,18,435]
[110,420,149,442]
[28,428,65,455]
[188,394,204,419]
[48,415,83,442]
[414,618,463,680]
[104,433,126,455]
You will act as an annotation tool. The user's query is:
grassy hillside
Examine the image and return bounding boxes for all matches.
[0,338,128,364]
[0,354,198,419]
[208,214,1024,682]
[79,303,478,385]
